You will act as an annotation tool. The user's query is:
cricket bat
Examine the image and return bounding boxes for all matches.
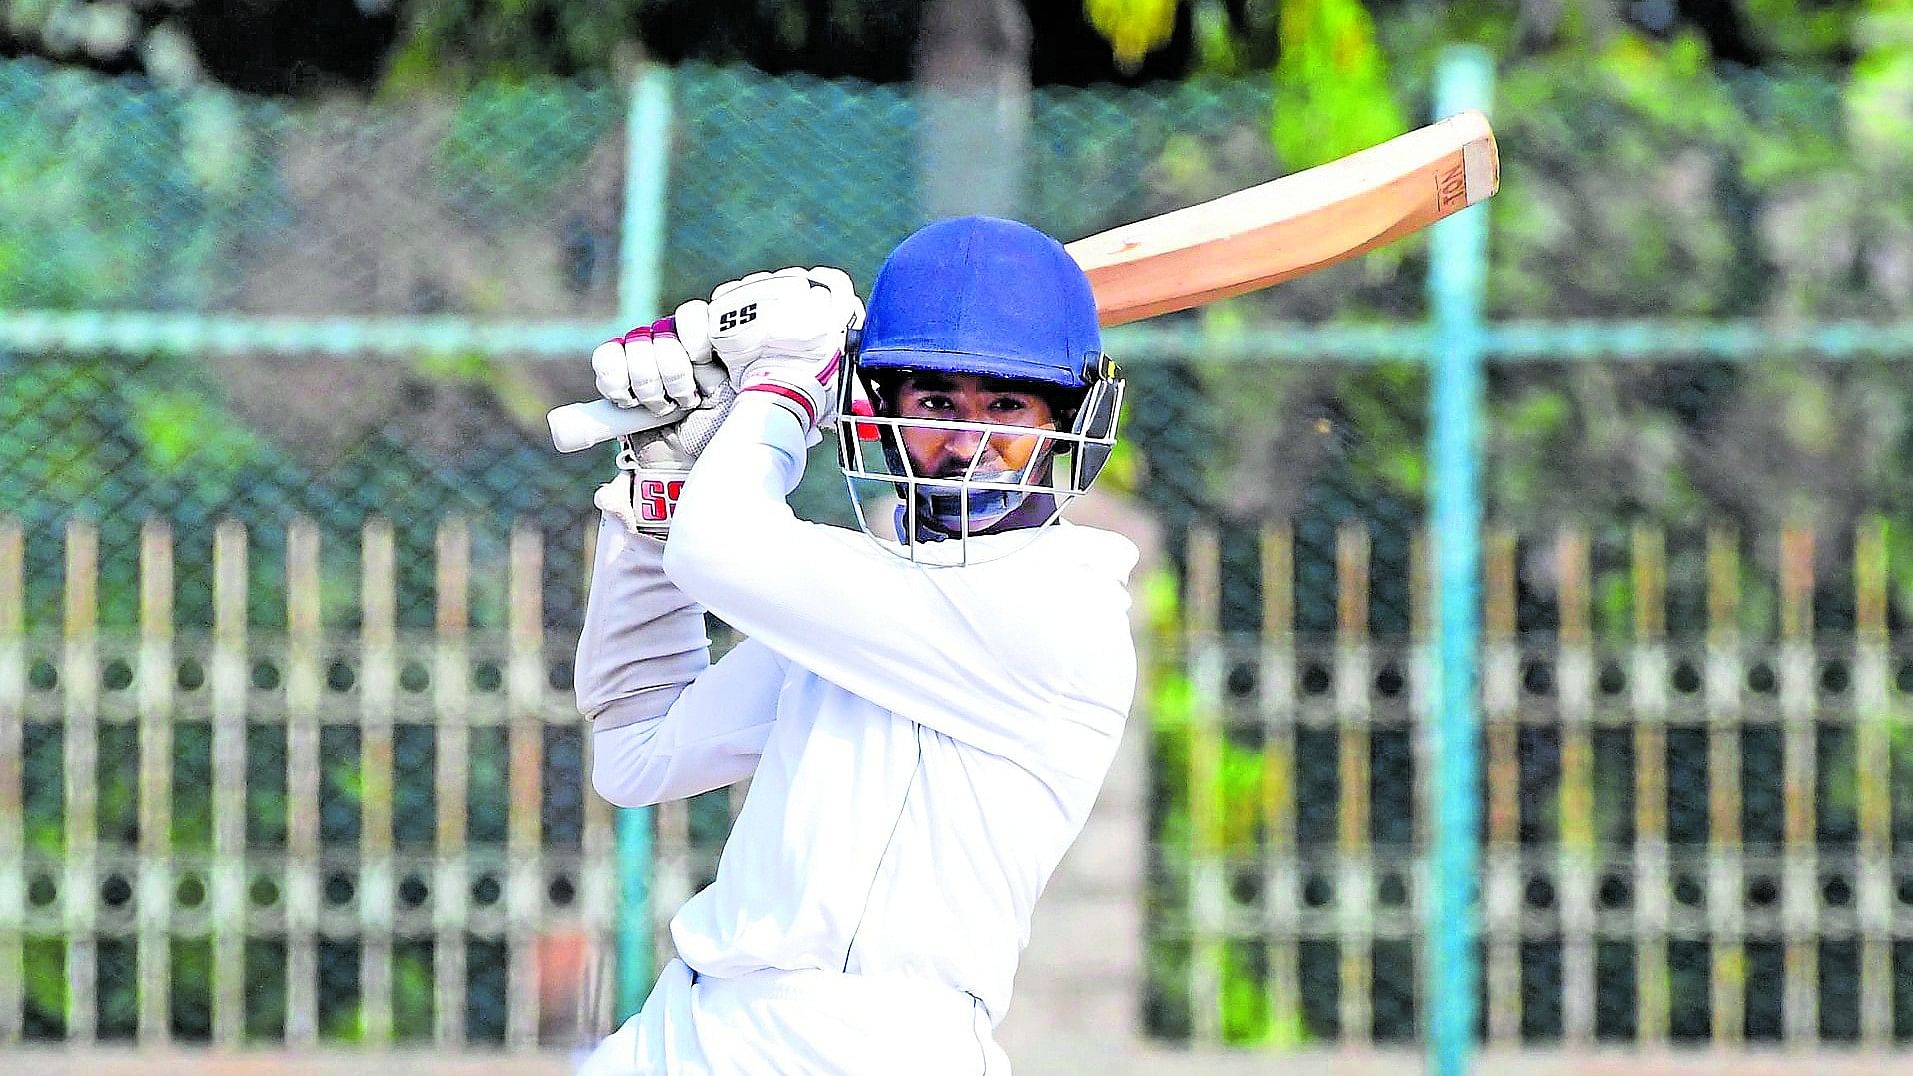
[547,109,1497,453]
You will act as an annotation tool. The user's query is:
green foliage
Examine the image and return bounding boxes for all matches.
[1744,0,1863,60]
[1849,3,1913,167]
[24,938,67,1032]
[1458,30,1913,539]
[386,0,652,89]
[0,63,282,311]
[129,388,271,504]
[1140,556,1315,1045]
[1084,0,1183,71]
[412,348,554,430]
[1491,26,1913,322]
[0,72,134,307]
[392,947,438,1038]
[1269,0,1406,169]
[1494,38,1740,318]
[1219,942,1276,1044]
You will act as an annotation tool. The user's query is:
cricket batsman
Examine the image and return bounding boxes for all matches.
[573,216,1136,1073]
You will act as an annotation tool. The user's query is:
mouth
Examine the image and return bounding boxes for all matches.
[928,467,1018,483]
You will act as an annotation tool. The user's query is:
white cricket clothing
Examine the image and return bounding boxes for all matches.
[579,393,1138,1074]
[577,958,1009,1075]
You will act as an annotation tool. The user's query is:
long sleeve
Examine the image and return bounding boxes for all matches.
[663,394,1138,782]
[577,513,784,807]
[590,637,786,807]
[575,517,711,730]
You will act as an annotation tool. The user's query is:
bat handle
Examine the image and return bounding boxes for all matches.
[547,399,688,453]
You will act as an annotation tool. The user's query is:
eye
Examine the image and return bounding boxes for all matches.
[988,396,1030,413]
[907,394,953,413]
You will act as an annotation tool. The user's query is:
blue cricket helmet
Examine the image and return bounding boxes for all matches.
[835,216,1127,559]
[856,216,1104,390]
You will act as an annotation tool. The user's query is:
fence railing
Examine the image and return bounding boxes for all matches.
[1168,519,1913,1050]
[0,514,766,1050]
[0,517,625,1048]
[1170,524,1428,1047]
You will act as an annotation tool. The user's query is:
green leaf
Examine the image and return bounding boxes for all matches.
[1270,0,1406,170]
[1085,0,1185,72]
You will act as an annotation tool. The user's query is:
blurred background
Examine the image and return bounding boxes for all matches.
[3,0,1913,1073]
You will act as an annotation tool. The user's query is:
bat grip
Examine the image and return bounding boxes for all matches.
[547,399,688,453]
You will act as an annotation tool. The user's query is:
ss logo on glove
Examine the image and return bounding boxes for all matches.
[716,303,758,333]
[638,477,686,524]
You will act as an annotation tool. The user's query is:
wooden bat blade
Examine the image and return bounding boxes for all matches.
[1067,110,1498,326]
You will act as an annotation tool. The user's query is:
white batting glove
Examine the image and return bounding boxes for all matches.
[707,267,863,436]
[592,300,716,415]
[589,303,736,535]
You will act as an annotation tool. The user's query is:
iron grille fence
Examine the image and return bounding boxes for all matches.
[1164,520,1913,1049]
[0,517,612,1047]
[0,514,749,1048]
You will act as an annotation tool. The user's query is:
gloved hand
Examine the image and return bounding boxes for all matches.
[592,300,719,415]
[706,266,863,437]
[588,304,735,535]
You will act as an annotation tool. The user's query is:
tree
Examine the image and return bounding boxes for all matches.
[0,0,399,92]
[0,0,1199,93]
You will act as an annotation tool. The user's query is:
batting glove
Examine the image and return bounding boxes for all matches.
[589,304,736,535]
[592,299,718,415]
[707,266,863,437]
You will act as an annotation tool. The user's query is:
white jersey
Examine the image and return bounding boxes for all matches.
[576,394,1138,1073]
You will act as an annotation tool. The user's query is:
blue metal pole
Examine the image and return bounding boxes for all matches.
[614,64,674,1024]
[1426,45,1494,1076]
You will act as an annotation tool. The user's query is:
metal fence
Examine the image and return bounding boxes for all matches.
[0,516,615,1047]
[5,41,1913,1074]
[1166,520,1913,1050]
[0,513,755,1050]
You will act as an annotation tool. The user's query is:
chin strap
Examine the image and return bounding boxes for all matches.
[892,503,948,544]
[893,491,1064,544]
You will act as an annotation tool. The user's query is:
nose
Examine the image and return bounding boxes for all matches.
[940,428,988,469]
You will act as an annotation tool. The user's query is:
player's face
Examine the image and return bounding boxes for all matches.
[892,373,1057,480]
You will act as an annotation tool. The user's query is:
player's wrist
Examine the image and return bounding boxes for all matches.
[739,367,833,434]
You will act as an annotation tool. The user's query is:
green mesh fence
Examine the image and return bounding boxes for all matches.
[662,66,1282,304]
[4,50,1913,1061]
[0,59,626,318]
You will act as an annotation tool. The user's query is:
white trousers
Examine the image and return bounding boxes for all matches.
[577,959,1012,1076]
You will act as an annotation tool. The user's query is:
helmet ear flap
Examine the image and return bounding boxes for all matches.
[835,323,865,417]
[1068,375,1123,490]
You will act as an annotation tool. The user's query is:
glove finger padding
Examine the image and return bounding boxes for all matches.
[629,323,677,414]
[591,335,641,410]
[651,299,714,412]
[707,268,811,370]
[806,266,865,332]
[673,297,713,360]
[710,270,776,304]
[591,301,715,416]
[649,321,701,412]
